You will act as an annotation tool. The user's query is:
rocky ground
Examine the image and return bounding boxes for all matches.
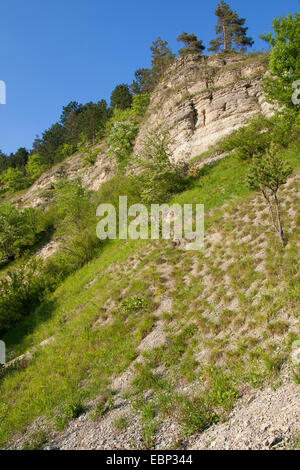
[30,369,298,450]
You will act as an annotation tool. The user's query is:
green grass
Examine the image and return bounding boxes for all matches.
[0,144,299,448]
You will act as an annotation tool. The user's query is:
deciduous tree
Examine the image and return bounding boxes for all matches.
[260,12,300,110]
[247,144,292,246]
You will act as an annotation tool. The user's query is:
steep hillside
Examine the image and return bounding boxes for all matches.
[1,3,299,453]
[1,145,299,450]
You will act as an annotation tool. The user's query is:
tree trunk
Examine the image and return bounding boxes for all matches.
[274,193,285,246]
[223,25,228,50]
[262,190,279,234]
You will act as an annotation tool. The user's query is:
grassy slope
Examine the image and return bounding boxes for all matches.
[0,147,299,448]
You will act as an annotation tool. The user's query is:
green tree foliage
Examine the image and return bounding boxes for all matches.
[74,100,110,145]
[0,150,9,173]
[130,68,155,95]
[136,130,188,204]
[260,12,300,110]
[0,167,26,191]
[130,37,175,94]
[60,101,83,144]
[110,84,133,110]
[9,147,29,170]
[150,37,175,78]
[56,143,77,160]
[247,144,292,246]
[131,94,151,118]
[39,123,66,165]
[177,32,205,57]
[107,121,138,166]
[0,260,45,335]
[208,1,254,52]
[54,180,101,264]
[0,204,41,264]
[25,154,47,183]
[0,148,28,180]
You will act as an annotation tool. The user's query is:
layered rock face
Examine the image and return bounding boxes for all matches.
[135,53,273,162]
[13,146,112,208]
[14,53,273,208]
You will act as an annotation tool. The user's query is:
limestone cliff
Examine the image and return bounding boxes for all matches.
[135,53,273,162]
[14,53,273,208]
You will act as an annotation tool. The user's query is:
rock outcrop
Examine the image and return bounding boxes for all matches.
[135,53,273,162]
[13,145,112,208]
[13,53,273,209]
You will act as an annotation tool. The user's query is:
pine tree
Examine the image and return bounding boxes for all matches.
[130,39,175,95]
[177,32,205,57]
[150,37,175,79]
[130,68,155,95]
[110,84,132,110]
[209,1,254,52]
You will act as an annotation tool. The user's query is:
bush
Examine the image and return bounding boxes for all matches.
[107,121,138,166]
[218,116,272,160]
[0,204,44,265]
[0,260,45,335]
[0,167,28,191]
[97,173,141,209]
[135,130,188,204]
[81,149,98,166]
[260,12,300,111]
[218,112,300,160]
[131,94,150,117]
[56,400,85,431]
[25,154,47,184]
[54,180,101,266]
[56,143,77,161]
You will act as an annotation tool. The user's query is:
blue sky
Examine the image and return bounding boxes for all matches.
[0,0,299,154]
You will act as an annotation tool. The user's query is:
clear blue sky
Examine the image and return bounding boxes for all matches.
[0,0,299,155]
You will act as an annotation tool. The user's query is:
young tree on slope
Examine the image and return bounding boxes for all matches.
[177,32,205,57]
[209,1,254,52]
[247,144,292,247]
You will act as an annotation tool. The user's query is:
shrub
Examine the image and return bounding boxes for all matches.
[107,121,138,166]
[131,94,150,117]
[25,154,47,183]
[0,204,44,265]
[260,12,300,111]
[135,130,188,204]
[0,260,45,335]
[219,112,300,160]
[218,116,272,160]
[56,400,85,431]
[54,180,101,265]
[81,149,98,166]
[0,167,28,191]
[56,143,77,161]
